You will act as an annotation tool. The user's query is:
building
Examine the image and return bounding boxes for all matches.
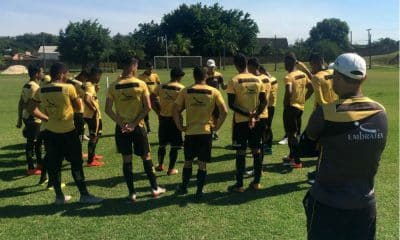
[37,46,60,60]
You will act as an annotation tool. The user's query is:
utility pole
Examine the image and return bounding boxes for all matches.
[350,31,352,45]
[366,29,372,69]
[164,34,169,70]
[274,34,277,71]
[42,33,46,71]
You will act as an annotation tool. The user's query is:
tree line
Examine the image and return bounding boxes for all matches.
[0,3,398,67]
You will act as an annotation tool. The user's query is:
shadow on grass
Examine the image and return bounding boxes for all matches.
[0,184,44,198]
[0,179,308,218]
[1,143,25,151]
[263,160,317,175]
[99,134,115,139]
[0,168,29,182]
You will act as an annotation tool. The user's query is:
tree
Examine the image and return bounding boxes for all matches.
[132,21,164,60]
[289,39,311,61]
[160,3,258,56]
[259,43,273,57]
[168,33,193,55]
[0,33,58,54]
[58,19,112,68]
[372,38,399,53]
[312,40,342,62]
[308,18,351,51]
[110,33,145,65]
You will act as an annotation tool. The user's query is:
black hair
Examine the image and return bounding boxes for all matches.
[76,70,89,81]
[28,64,41,79]
[233,53,247,70]
[145,62,153,68]
[193,66,207,82]
[121,56,138,69]
[50,62,68,81]
[88,66,103,78]
[285,52,297,61]
[247,57,260,68]
[259,64,267,74]
[309,53,324,64]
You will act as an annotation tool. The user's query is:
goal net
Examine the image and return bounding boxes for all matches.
[153,56,202,69]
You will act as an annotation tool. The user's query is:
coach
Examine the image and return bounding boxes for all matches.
[303,53,388,240]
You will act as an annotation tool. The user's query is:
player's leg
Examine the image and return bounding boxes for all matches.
[195,134,212,197]
[85,117,103,167]
[65,129,102,204]
[167,117,183,175]
[249,121,264,189]
[134,126,165,197]
[156,116,167,171]
[115,125,136,201]
[228,122,248,192]
[177,135,194,195]
[23,118,40,174]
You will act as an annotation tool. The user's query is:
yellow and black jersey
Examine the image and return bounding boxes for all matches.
[226,72,265,123]
[154,81,185,117]
[21,80,41,123]
[138,72,161,94]
[311,69,337,108]
[66,79,85,113]
[206,71,224,89]
[307,96,387,209]
[83,81,101,119]
[296,61,312,77]
[32,83,78,133]
[257,74,271,119]
[175,84,225,135]
[107,77,150,126]
[268,76,278,107]
[284,70,311,111]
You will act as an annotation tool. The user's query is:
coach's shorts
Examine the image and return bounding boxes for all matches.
[115,125,150,156]
[233,121,263,150]
[23,116,41,140]
[84,116,103,137]
[74,113,85,136]
[184,134,212,162]
[283,106,303,134]
[158,116,183,148]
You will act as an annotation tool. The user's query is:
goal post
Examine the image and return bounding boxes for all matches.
[153,56,202,70]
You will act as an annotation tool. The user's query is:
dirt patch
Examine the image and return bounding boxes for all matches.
[1,65,28,75]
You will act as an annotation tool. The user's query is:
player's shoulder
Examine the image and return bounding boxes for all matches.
[258,74,270,83]
[214,71,223,77]
[292,70,307,79]
[166,81,185,90]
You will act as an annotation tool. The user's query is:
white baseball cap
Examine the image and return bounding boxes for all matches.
[206,59,216,67]
[333,53,366,80]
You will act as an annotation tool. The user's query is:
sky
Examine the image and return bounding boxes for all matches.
[1,0,399,45]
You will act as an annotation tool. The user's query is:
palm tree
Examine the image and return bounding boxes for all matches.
[168,33,193,56]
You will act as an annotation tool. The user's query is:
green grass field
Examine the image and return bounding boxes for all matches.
[0,65,398,240]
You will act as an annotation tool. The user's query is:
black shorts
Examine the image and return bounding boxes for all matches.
[115,125,150,156]
[304,192,376,240]
[233,121,263,150]
[46,129,83,164]
[184,134,212,162]
[84,116,103,137]
[158,116,183,148]
[74,113,85,136]
[23,117,41,140]
[283,106,303,134]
